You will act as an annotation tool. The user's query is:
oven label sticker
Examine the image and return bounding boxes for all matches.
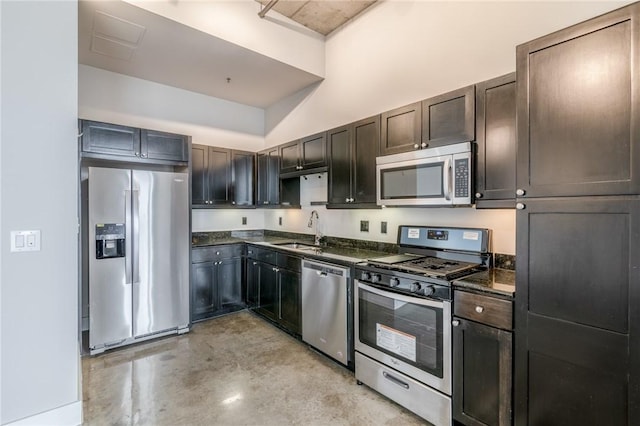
[407,228,420,239]
[463,231,479,241]
[376,323,417,362]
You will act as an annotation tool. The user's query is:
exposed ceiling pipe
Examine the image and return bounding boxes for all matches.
[258,0,280,18]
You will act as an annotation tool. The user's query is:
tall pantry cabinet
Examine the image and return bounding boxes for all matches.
[514,3,640,425]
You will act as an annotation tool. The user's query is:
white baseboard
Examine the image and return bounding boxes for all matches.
[5,401,82,426]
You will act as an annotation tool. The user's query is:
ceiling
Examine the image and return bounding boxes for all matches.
[78,1,325,108]
[256,0,377,36]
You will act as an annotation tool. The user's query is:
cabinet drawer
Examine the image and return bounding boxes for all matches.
[246,246,277,264]
[277,252,301,272]
[454,290,512,330]
[192,244,243,263]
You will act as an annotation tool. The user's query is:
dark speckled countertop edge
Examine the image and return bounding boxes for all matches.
[453,268,516,298]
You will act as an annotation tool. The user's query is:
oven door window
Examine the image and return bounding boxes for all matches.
[380,162,444,200]
[358,287,444,378]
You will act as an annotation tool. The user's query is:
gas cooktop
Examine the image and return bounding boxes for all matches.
[368,254,480,279]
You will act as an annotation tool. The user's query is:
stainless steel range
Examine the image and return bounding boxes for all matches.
[355,225,490,426]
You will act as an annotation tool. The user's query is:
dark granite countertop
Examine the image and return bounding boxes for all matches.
[453,268,515,298]
[192,230,394,265]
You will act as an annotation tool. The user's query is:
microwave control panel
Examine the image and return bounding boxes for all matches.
[454,158,469,198]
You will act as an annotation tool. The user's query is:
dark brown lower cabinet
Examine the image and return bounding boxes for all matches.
[191,246,244,322]
[453,318,512,426]
[515,197,640,425]
[246,249,301,336]
[454,289,513,426]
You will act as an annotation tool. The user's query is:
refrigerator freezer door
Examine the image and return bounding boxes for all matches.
[88,167,133,348]
[132,170,189,337]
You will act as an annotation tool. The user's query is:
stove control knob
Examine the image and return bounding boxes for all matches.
[410,282,422,292]
[423,285,435,297]
[360,272,371,281]
[389,278,400,287]
[371,274,382,283]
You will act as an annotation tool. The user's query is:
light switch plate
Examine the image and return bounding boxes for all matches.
[279,217,283,226]
[360,220,369,232]
[11,230,41,252]
[242,217,247,225]
[381,221,387,234]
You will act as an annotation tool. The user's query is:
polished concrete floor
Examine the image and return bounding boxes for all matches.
[82,311,428,425]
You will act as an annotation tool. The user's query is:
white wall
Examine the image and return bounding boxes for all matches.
[123,0,325,77]
[1,1,81,424]
[79,65,265,149]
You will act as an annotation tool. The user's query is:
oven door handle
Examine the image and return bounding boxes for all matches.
[357,281,447,309]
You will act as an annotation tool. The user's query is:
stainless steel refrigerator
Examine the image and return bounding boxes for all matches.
[88,167,189,354]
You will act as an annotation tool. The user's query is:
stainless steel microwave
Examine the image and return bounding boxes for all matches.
[376,142,472,207]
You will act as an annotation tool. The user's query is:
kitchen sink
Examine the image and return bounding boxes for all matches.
[273,242,321,252]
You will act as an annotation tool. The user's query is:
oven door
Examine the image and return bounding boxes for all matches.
[376,154,452,206]
[355,281,452,395]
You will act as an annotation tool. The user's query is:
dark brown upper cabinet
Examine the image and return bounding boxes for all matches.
[279,132,327,177]
[379,102,422,156]
[516,4,640,198]
[475,73,516,208]
[422,85,475,148]
[257,147,280,207]
[81,120,188,164]
[192,144,255,208]
[327,115,380,208]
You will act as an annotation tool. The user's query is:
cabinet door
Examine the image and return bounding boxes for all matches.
[300,132,327,170]
[327,124,352,206]
[516,5,640,197]
[191,144,208,205]
[191,261,215,321]
[352,115,380,205]
[453,318,512,426]
[422,85,475,148]
[208,147,232,205]
[141,129,188,162]
[81,120,140,157]
[256,262,278,321]
[475,74,516,208]
[232,150,255,206]
[279,140,300,175]
[257,148,280,206]
[217,257,243,309]
[245,259,259,308]
[515,197,640,425]
[380,102,422,156]
[278,268,301,335]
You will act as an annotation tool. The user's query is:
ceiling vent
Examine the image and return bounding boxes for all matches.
[90,10,146,61]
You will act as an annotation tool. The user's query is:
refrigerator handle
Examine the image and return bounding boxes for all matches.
[132,189,140,284]
[125,190,133,285]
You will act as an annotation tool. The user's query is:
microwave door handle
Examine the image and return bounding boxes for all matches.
[443,158,452,201]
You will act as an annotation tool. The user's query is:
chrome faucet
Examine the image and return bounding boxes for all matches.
[307,210,322,246]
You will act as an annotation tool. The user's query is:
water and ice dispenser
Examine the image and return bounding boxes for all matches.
[95,223,125,259]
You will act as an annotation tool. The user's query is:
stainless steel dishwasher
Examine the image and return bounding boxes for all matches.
[301,259,350,366]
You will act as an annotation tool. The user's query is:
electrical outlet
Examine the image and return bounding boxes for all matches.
[360,220,369,232]
[279,217,282,226]
[381,221,387,234]
[242,217,247,225]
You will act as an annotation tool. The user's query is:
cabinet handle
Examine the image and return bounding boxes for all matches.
[452,319,460,327]
[475,306,484,313]
[516,203,525,210]
[263,201,269,205]
[349,198,354,202]
[253,262,257,265]
[413,143,419,149]
[345,198,349,203]
[421,142,427,148]
[141,153,147,158]
[475,192,482,198]
[216,251,220,255]
[232,201,236,205]
[516,188,526,196]
[248,250,253,254]
[135,152,140,157]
